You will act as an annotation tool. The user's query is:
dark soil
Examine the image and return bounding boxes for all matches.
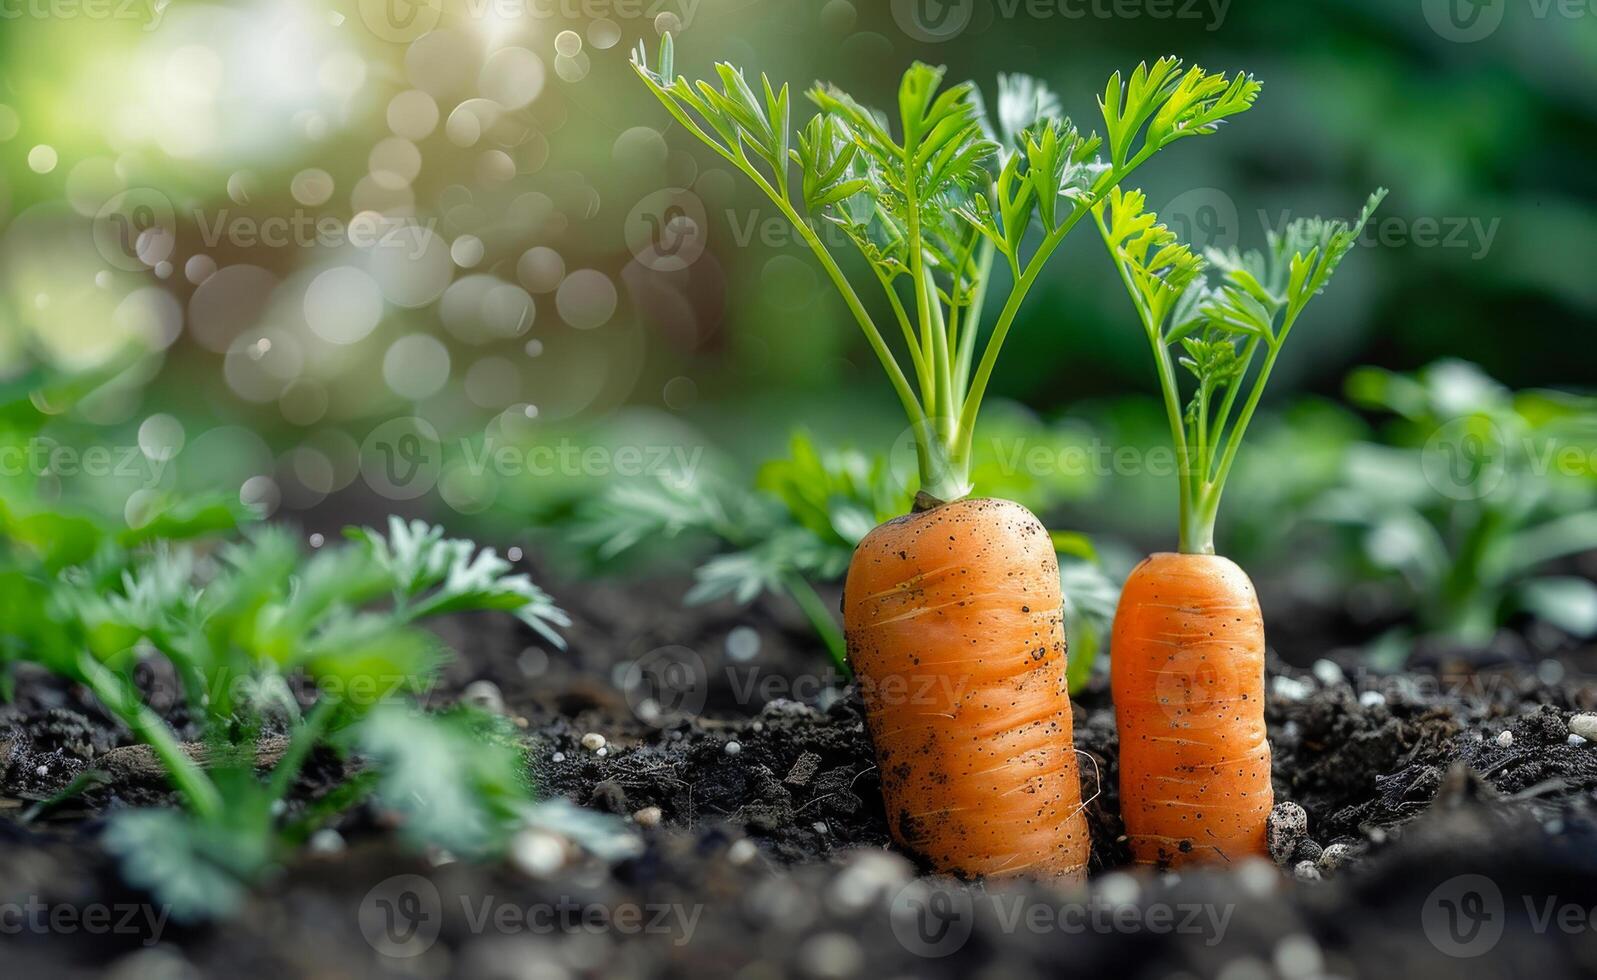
[5,566,1597,978]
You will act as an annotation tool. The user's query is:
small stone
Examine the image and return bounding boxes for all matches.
[1318,841,1358,872]
[462,679,505,715]
[1293,860,1321,882]
[552,751,566,762]
[34,764,47,777]
[1359,690,1386,708]
[510,829,566,878]
[724,741,742,756]
[1311,659,1342,686]
[595,746,608,758]
[1569,734,1588,747]
[812,821,829,835]
[581,732,607,752]
[1267,802,1309,866]
[798,931,864,980]
[728,838,758,865]
[1569,714,1597,742]
[1291,839,1323,865]
[309,829,346,855]
[785,752,822,787]
[1496,730,1514,748]
[1271,676,1312,701]
[633,806,662,827]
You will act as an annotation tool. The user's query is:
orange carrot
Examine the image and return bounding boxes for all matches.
[1112,553,1270,865]
[1095,188,1385,867]
[845,498,1090,879]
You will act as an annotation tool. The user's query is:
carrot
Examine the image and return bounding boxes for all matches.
[1112,552,1269,864]
[1095,187,1386,866]
[845,497,1088,878]
[634,41,1261,875]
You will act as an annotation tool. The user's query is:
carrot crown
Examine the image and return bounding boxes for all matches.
[1095,187,1387,555]
[634,39,1259,505]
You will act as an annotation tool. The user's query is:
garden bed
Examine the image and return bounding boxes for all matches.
[4,568,1597,978]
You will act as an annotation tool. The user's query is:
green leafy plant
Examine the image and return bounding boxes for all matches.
[632,38,1259,504]
[1313,360,1597,655]
[1094,186,1387,555]
[0,360,585,919]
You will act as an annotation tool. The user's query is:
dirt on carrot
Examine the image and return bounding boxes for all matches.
[844,497,1090,878]
[1112,553,1273,866]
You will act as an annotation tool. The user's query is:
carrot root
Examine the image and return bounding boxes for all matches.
[844,498,1090,880]
[1111,552,1273,867]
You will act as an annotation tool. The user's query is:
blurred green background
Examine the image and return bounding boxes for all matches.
[1,0,1594,657]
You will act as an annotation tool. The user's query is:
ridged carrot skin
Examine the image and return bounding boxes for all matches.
[844,497,1090,879]
[1111,552,1272,866]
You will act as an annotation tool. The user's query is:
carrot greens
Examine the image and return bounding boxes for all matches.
[1095,187,1387,554]
[633,39,1260,503]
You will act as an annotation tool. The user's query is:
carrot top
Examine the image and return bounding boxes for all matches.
[634,39,1260,504]
[1095,186,1387,555]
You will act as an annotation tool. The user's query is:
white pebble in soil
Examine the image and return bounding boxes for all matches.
[1267,802,1309,866]
[1293,860,1321,882]
[724,741,741,756]
[1569,713,1597,742]
[1359,690,1386,708]
[727,839,758,865]
[1496,730,1514,748]
[510,829,565,878]
[726,625,761,662]
[581,732,606,752]
[633,806,662,827]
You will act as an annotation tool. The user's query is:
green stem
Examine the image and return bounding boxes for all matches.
[266,696,340,802]
[783,574,850,678]
[77,653,222,820]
